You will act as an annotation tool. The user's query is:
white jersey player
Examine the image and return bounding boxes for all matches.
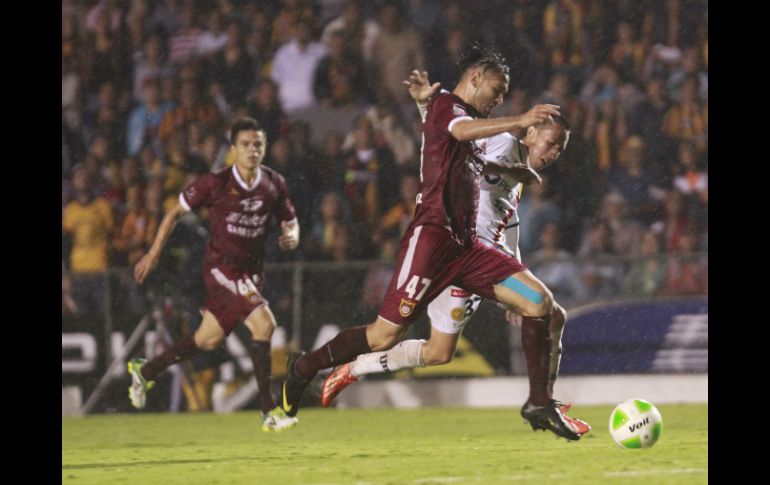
[320,70,589,436]
[427,131,527,335]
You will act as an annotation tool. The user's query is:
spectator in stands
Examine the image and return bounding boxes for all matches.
[132,32,172,103]
[598,191,645,256]
[321,0,380,63]
[342,116,398,225]
[158,79,221,144]
[310,130,346,195]
[247,79,286,145]
[314,31,367,107]
[578,219,622,299]
[662,76,707,154]
[370,0,425,109]
[305,191,350,261]
[528,222,586,303]
[622,229,666,297]
[608,136,666,224]
[626,77,670,177]
[127,77,174,157]
[168,3,202,65]
[660,225,707,296]
[376,171,419,242]
[270,17,327,114]
[650,189,695,253]
[672,141,707,204]
[62,165,115,322]
[517,174,562,254]
[208,20,257,110]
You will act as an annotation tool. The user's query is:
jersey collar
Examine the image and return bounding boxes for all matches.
[232,164,262,192]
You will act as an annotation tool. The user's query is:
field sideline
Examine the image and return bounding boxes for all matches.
[62,404,707,484]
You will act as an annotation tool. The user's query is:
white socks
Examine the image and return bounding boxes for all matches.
[349,339,427,377]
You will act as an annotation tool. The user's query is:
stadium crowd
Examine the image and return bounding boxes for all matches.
[62,0,708,329]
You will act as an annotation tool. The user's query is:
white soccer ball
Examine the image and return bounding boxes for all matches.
[608,398,663,449]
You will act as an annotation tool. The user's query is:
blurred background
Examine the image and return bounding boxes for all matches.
[62,0,707,415]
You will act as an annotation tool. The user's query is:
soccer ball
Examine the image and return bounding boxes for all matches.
[608,398,663,449]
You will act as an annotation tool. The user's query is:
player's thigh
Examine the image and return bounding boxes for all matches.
[378,224,463,327]
[243,304,277,340]
[493,269,553,317]
[366,316,410,351]
[194,310,227,350]
[427,285,482,335]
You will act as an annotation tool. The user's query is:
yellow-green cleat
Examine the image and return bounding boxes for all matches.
[261,406,299,432]
[127,358,155,410]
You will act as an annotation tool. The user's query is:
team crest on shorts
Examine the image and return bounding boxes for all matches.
[450,307,465,321]
[399,298,416,317]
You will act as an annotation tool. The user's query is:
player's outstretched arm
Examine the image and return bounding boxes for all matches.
[404,69,441,107]
[450,105,561,142]
[279,219,300,251]
[134,201,186,284]
[482,163,542,186]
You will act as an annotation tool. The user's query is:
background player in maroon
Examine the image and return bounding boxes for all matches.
[281,44,583,440]
[130,117,300,432]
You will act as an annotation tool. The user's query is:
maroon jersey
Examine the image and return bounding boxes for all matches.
[412,91,484,246]
[179,165,296,273]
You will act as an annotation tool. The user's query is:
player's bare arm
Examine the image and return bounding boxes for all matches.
[134,201,186,284]
[450,104,561,142]
[278,219,300,251]
[482,162,542,186]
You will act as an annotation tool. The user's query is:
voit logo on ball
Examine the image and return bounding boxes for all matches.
[609,398,663,449]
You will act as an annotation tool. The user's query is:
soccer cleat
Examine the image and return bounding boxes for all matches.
[127,358,155,410]
[321,363,358,407]
[520,399,583,441]
[280,351,310,417]
[555,400,591,435]
[564,414,592,435]
[261,406,299,432]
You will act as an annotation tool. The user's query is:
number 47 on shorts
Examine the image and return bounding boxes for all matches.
[403,275,431,300]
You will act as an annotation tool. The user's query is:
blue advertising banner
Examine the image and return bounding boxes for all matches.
[560,297,708,374]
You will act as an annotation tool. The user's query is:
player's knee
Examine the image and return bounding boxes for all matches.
[248,323,274,341]
[196,335,224,351]
[367,329,400,352]
[423,349,453,366]
[369,333,400,351]
[551,304,566,328]
[522,289,552,317]
[421,342,453,366]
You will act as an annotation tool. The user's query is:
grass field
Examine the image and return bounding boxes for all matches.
[62,404,707,484]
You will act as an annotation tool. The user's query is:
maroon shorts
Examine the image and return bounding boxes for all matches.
[202,264,268,335]
[379,224,526,325]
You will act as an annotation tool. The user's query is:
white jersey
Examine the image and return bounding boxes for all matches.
[474,133,527,259]
[417,102,526,257]
[428,132,530,334]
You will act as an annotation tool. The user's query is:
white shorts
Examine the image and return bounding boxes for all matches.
[426,285,484,334]
[426,237,519,334]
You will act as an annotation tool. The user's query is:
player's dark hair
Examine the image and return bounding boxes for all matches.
[457,41,510,78]
[230,117,263,145]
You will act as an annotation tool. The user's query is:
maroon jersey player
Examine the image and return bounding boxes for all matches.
[129,117,300,432]
[281,43,585,441]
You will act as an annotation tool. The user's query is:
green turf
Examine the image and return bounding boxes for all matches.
[62,404,707,484]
